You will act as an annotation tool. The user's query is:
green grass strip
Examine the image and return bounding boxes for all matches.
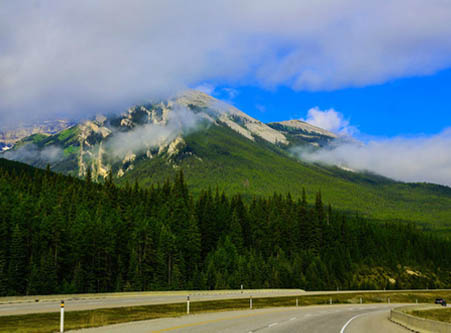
[1,291,451,333]
[408,308,451,324]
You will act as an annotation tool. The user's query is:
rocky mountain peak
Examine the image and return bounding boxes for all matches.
[3,90,337,180]
[269,119,337,138]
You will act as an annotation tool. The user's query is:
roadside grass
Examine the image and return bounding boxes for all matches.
[408,308,451,324]
[0,303,186,333]
[1,290,451,333]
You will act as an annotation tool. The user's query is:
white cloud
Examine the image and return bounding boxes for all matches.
[4,144,64,164]
[302,107,356,135]
[221,88,239,100]
[297,129,451,186]
[2,1,451,123]
[106,106,206,158]
[193,84,216,95]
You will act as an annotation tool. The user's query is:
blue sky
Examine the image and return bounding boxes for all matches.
[2,1,451,185]
[213,67,451,138]
[3,1,451,133]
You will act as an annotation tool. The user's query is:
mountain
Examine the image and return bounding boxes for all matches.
[2,90,316,179]
[267,119,336,148]
[0,119,74,148]
[3,90,451,236]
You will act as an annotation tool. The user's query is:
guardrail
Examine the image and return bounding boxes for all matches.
[390,305,451,333]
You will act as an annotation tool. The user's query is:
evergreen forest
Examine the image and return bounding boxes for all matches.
[0,158,450,296]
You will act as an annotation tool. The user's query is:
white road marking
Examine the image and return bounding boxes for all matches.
[268,322,278,327]
[289,317,296,321]
[340,309,388,333]
[340,313,368,333]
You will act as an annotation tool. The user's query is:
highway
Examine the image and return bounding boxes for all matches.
[69,304,409,332]
[0,290,303,316]
[0,289,440,316]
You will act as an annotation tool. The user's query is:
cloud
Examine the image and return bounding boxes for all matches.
[302,107,356,135]
[3,144,64,165]
[106,106,206,158]
[2,1,451,123]
[221,88,239,100]
[297,129,451,186]
[193,84,216,95]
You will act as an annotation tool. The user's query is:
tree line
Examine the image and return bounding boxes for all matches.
[0,158,450,296]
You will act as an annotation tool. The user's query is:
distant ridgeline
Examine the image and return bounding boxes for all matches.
[0,158,450,296]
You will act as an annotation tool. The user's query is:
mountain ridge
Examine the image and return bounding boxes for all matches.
[4,90,335,179]
[2,90,451,235]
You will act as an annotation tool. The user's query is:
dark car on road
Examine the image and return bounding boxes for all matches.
[435,298,447,306]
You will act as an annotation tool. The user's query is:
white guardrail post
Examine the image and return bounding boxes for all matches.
[187,295,190,314]
[60,300,64,333]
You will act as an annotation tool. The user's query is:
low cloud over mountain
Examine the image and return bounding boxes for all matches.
[298,108,451,186]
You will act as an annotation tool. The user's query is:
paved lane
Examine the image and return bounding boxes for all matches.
[0,290,301,316]
[344,309,408,333]
[1,289,444,316]
[69,304,409,333]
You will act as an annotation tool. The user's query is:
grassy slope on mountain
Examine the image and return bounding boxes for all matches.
[118,124,451,236]
[16,126,79,148]
[10,126,80,175]
[5,121,451,235]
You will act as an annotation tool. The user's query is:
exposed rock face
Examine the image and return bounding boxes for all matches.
[272,120,337,138]
[92,142,109,179]
[177,90,288,145]
[6,90,336,180]
[267,119,336,147]
[120,104,172,128]
[77,118,112,177]
[88,90,292,179]
[167,136,185,157]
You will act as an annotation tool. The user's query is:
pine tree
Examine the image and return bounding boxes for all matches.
[39,249,58,294]
[229,210,244,251]
[0,249,7,296]
[8,224,28,295]
[0,214,9,296]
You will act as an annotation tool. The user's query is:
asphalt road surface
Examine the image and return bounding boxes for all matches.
[0,290,302,316]
[0,289,440,316]
[70,304,409,333]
